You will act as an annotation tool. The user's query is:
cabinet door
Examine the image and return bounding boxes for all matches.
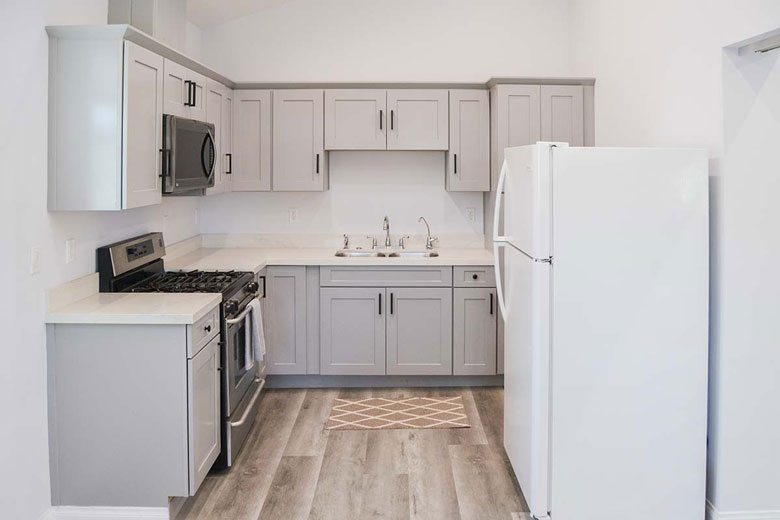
[205,80,225,196]
[387,288,452,375]
[273,89,326,191]
[320,288,385,375]
[232,89,271,191]
[266,266,307,374]
[324,89,386,150]
[541,85,584,146]
[387,89,448,150]
[122,41,163,209]
[453,288,497,375]
[188,335,220,495]
[447,90,489,192]
[222,88,234,192]
[186,70,208,122]
[163,58,188,117]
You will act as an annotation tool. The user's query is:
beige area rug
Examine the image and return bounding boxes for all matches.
[325,396,470,430]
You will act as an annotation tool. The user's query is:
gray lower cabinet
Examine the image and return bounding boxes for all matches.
[386,288,453,375]
[453,288,497,375]
[187,336,221,492]
[266,266,307,374]
[320,288,385,375]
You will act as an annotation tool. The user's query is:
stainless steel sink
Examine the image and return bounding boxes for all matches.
[334,249,387,257]
[386,251,440,258]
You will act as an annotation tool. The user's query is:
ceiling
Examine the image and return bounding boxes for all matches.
[187,0,294,28]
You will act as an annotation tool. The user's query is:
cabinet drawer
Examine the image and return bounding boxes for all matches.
[320,266,452,287]
[454,266,496,287]
[187,305,220,358]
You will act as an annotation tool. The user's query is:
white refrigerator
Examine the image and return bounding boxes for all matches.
[494,143,709,520]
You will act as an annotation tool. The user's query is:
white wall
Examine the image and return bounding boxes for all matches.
[0,2,199,518]
[199,152,483,237]
[198,0,571,238]
[568,1,780,515]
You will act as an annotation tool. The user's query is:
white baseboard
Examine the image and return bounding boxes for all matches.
[42,506,169,520]
[707,500,780,520]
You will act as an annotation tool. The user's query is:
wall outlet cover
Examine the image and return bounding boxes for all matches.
[288,208,299,223]
[30,247,41,275]
[466,207,476,222]
[65,238,76,264]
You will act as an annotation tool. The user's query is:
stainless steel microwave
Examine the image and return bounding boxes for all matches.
[162,114,216,195]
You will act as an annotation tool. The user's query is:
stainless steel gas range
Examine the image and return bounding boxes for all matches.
[97,232,265,470]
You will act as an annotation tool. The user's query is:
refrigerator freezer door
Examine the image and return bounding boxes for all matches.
[502,244,551,520]
[495,143,566,259]
[549,147,709,519]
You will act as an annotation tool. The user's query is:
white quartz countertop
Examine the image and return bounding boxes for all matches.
[165,247,495,273]
[46,292,222,325]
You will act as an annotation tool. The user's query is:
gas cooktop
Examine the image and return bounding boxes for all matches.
[128,270,251,295]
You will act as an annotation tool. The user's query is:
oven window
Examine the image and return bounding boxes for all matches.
[232,321,248,385]
[175,128,209,182]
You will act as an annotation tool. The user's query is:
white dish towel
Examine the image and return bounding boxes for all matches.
[244,298,265,372]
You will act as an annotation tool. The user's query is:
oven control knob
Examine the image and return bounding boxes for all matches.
[246,281,259,294]
[224,299,239,315]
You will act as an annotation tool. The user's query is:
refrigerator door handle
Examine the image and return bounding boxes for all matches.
[493,160,509,243]
[493,242,509,320]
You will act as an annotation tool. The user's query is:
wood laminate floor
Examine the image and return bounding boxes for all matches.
[176,387,529,520]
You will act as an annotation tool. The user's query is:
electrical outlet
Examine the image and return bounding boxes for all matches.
[288,208,299,223]
[466,207,476,222]
[30,247,41,275]
[65,238,76,264]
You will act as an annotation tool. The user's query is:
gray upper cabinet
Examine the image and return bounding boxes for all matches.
[386,288,453,375]
[187,335,220,493]
[453,288,497,376]
[273,89,327,191]
[266,266,307,374]
[324,89,387,150]
[162,58,206,121]
[541,85,584,146]
[387,89,449,150]
[320,288,386,375]
[221,87,234,192]
[447,90,490,192]
[491,85,542,188]
[232,89,271,191]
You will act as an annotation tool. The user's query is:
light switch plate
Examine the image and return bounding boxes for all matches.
[65,238,76,264]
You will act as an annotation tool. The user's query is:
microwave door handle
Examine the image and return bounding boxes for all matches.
[202,130,216,181]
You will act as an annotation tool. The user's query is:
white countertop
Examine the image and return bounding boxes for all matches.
[46,292,221,325]
[165,247,495,273]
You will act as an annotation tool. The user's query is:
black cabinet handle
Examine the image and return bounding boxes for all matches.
[490,293,494,315]
[204,325,212,333]
[184,80,192,106]
[226,153,232,174]
[390,110,394,130]
[379,110,383,130]
[390,293,394,315]
[472,273,478,280]
[454,154,458,174]
[191,81,197,107]
[316,153,320,174]
[259,276,266,298]
[378,293,382,315]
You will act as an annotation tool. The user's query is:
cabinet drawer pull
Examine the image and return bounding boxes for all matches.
[378,293,382,315]
[390,292,394,315]
[472,273,478,280]
[379,109,383,130]
[390,110,394,130]
[204,324,212,333]
[316,153,320,174]
[454,153,458,174]
[184,80,192,106]
[191,81,197,107]
[490,293,494,315]
[226,153,232,174]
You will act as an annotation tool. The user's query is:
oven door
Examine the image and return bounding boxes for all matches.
[224,311,259,416]
[162,114,216,194]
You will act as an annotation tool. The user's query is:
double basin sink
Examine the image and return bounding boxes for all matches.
[335,249,439,258]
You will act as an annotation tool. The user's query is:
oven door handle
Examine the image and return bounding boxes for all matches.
[225,297,260,325]
[230,378,265,427]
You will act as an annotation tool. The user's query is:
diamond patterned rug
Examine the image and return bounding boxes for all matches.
[325,396,470,430]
